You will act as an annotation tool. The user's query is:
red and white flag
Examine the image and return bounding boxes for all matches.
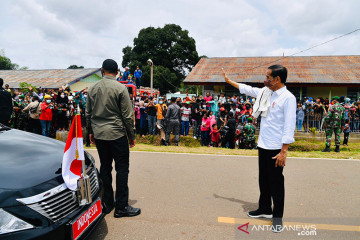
[62,115,84,191]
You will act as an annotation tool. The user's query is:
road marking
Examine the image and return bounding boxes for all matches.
[218,217,360,232]
[125,150,359,161]
[86,149,359,161]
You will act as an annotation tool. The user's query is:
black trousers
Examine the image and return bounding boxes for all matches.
[343,132,349,145]
[28,118,41,134]
[258,147,284,218]
[95,136,129,209]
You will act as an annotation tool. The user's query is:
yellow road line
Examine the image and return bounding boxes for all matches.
[218,217,360,232]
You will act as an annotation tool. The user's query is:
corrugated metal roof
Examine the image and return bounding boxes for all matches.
[0,68,101,88]
[184,56,360,84]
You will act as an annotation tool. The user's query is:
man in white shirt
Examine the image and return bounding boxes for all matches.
[222,65,296,233]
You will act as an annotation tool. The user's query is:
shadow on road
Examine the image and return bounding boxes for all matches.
[213,194,258,212]
[129,199,138,205]
[88,218,108,240]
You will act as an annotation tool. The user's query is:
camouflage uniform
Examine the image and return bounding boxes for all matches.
[10,101,24,128]
[243,122,256,149]
[16,101,30,130]
[324,103,345,147]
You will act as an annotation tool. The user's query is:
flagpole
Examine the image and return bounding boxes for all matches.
[75,109,86,178]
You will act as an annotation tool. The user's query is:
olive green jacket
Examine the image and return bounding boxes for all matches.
[85,75,135,141]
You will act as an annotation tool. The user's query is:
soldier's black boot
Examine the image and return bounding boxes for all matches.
[322,146,330,152]
[335,146,340,152]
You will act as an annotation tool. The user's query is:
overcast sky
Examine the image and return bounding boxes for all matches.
[1,0,359,70]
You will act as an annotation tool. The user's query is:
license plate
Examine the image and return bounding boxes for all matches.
[72,199,102,240]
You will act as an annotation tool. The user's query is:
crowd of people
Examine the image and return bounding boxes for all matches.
[134,92,257,149]
[1,77,359,149]
[118,66,143,89]
[0,82,91,145]
[296,96,360,133]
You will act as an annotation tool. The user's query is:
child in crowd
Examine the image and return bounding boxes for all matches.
[210,124,221,147]
[200,113,210,146]
[180,102,191,136]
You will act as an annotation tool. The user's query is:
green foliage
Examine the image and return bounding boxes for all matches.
[179,83,201,94]
[0,50,19,70]
[19,82,38,93]
[122,24,200,93]
[136,134,201,147]
[68,65,84,69]
[309,127,317,135]
[140,65,178,93]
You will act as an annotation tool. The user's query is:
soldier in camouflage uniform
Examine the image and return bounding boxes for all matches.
[243,117,256,149]
[11,98,24,128]
[322,96,345,152]
[15,95,30,130]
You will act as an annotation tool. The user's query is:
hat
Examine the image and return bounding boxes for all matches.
[186,101,190,104]
[102,59,118,73]
[332,96,340,101]
[220,107,225,111]
[247,117,253,123]
[44,95,52,99]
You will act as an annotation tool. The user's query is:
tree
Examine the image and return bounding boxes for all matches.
[19,82,38,93]
[122,24,200,93]
[0,50,20,70]
[67,65,84,69]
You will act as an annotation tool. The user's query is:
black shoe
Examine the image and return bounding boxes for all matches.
[335,146,340,152]
[114,205,141,218]
[322,146,330,152]
[272,218,284,233]
[165,142,169,146]
[160,139,165,146]
[247,209,272,219]
[102,202,114,215]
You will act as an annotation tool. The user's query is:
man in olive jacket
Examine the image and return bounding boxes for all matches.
[86,59,140,218]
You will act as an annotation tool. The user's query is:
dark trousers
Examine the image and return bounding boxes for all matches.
[40,120,51,137]
[136,78,141,89]
[222,133,235,149]
[343,132,350,145]
[181,121,190,136]
[165,120,180,144]
[95,136,129,209]
[28,118,41,134]
[258,147,284,218]
[201,130,209,146]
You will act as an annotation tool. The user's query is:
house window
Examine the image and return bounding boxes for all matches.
[347,87,360,100]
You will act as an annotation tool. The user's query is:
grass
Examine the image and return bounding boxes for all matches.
[85,135,360,160]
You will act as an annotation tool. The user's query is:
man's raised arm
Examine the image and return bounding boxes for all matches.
[222,68,260,98]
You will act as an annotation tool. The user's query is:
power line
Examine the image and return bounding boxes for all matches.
[243,28,360,72]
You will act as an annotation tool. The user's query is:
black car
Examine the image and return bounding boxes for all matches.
[0,124,103,240]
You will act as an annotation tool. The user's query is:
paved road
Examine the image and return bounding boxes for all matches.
[87,150,360,240]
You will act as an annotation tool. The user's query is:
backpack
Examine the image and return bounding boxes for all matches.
[30,102,40,114]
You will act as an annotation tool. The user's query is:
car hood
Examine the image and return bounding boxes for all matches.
[0,129,65,207]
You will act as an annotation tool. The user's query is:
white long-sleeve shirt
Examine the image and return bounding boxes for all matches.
[238,83,296,150]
